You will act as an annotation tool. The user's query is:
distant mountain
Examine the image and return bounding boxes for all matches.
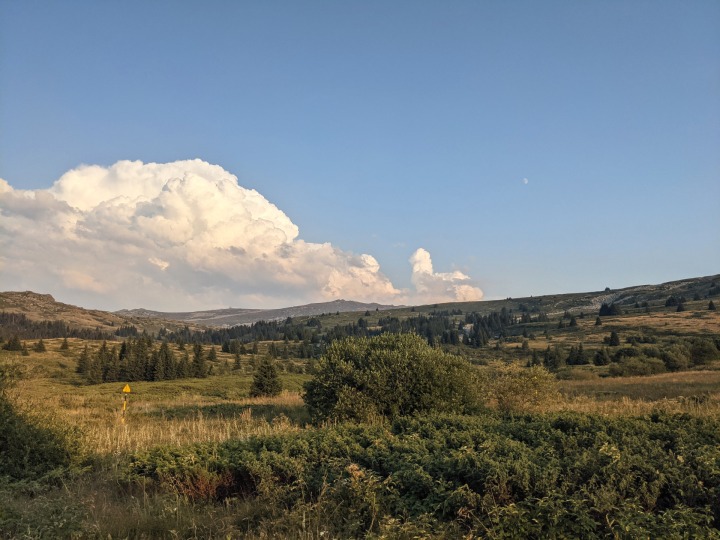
[115,299,403,327]
[0,291,196,335]
[2,273,717,334]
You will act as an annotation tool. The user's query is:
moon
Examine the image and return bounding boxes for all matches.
[522,178,529,185]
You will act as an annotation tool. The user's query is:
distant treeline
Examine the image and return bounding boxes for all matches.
[0,312,110,341]
[163,307,549,352]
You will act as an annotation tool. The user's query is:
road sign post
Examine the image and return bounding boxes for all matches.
[121,384,131,422]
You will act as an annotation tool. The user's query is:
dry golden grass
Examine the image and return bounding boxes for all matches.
[13,374,306,455]
[554,369,720,417]
[82,394,304,455]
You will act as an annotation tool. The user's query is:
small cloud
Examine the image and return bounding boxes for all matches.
[406,248,483,304]
[522,178,529,185]
[149,257,170,271]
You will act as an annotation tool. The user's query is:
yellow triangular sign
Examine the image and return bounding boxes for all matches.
[122,384,131,393]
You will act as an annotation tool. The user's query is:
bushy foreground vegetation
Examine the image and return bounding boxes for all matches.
[127,412,720,538]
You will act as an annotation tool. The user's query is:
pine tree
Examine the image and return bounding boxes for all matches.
[104,346,120,382]
[609,331,620,347]
[233,351,242,371]
[250,358,282,397]
[676,303,686,312]
[531,349,541,366]
[21,342,30,356]
[33,339,47,353]
[710,300,717,311]
[60,337,69,350]
[576,343,588,364]
[207,346,218,363]
[76,344,90,374]
[3,335,22,351]
[594,348,612,366]
[177,350,191,379]
[192,342,207,378]
[595,317,602,326]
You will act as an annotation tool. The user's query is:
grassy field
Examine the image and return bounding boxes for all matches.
[1,296,719,538]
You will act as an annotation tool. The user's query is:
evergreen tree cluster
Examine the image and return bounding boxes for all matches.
[565,343,588,365]
[598,303,622,316]
[76,337,211,384]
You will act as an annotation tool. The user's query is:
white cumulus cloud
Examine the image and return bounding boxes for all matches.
[0,159,483,310]
[409,248,483,304]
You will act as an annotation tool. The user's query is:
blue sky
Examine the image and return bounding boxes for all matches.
[1,1,718,310]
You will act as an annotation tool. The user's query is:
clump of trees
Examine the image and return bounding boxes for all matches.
[303,333,480,422]
[76,337,211,384]
[599,303,622,316]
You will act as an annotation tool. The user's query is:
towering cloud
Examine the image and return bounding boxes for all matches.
[0,160,483,310]
[409,248,483,304]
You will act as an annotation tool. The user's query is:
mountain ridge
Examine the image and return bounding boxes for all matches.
[115,299,404,327]
[1,273,717,332]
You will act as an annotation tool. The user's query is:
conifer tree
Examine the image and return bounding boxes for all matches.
[594,348,612,366]
[76,344,90,374]
[192,342,207,378]
[33,339,47,353]
[250,358,282,397]
[104,346,120,382]
[710,300,717,311]
[233,350,242,371]
[21,343,29,356]
[86,355,103,384]
[609,331,620,347]
[177,350,191,379]
[3,335,22,351]
[531,349,541,366]
[60,337,69,350]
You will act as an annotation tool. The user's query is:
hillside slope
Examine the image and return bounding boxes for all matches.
[116,299,401,327]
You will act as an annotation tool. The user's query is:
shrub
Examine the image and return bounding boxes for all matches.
[608,356,667,377]
[126,412,720,539]
[303,333,480,422]
[690,338,719,365]
[661,344,692,371]
[485,364,558,412]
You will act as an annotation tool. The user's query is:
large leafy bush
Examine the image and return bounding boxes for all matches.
[302,333,480,422]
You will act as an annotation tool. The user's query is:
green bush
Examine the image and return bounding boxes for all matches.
[483,364,558,412]
[303,333,480,422]
[609,356,667,377]
[126,412,720,538]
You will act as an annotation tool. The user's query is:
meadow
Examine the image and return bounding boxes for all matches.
[1,294,719,538]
